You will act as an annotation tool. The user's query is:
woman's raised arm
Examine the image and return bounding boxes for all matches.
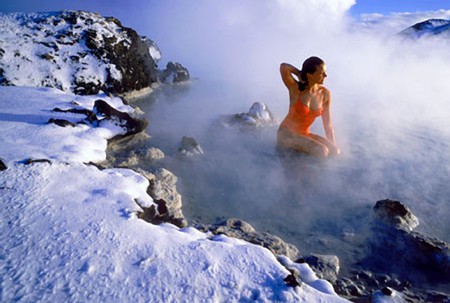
[280,63,300,90]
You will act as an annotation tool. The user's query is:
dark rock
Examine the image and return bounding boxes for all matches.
[48,118,76,127]
[369,200,450,277]
[159,61,190,83]
[177,136,204,157]
[138,198,187,228]
[52,107,98,124]
[284,269,302,288]
[381,287,393,296]
[0,159,6,171]
[93,99,148,138]
[21,158,52,165]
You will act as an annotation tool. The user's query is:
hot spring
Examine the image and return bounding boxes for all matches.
[136,73,450,278]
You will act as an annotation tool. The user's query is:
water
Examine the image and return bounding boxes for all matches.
[136,80,450,280]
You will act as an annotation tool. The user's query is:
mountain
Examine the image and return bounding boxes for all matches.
[399,19,450,39]
[0,10,186,95]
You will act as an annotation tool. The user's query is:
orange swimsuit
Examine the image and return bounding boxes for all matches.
[279,97,323,135]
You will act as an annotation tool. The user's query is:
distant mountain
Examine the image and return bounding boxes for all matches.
[399,19,450,39]
[0,11,188,96]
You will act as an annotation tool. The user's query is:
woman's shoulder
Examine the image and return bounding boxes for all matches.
[319,85,330,94]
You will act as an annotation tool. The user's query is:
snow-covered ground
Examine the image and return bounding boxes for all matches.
[0,85,356,302]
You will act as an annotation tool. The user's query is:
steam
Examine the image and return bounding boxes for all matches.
[138,1,450,258]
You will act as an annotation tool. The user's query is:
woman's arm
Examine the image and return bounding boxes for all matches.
[280,63,301,90]
[321,88,337,144]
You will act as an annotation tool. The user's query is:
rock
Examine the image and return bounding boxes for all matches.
[144,168,186,226]
[177,136,204,157]
[284,269,302,288]
[368,199,450,282]
[53,107,98,124]
[221,102,277,128]
[204,218,298,260]
[146,147,165,160]
[93,99,148,138]
[138,199,186,228]
[48,118,76,127]
[0,11,163,95]
[0,158,7,171]
[373,199,419,231]
[298,254,340,283]
[159,61,190,83]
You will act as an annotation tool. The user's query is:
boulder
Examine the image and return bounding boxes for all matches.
[143,168,186,227]
[221,102,277,128]
[368,199,450,279]
[177,136,204,157]
[373,199,419,231]
[159,61,190,83]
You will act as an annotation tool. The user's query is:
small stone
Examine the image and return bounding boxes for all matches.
[381,287,393,296]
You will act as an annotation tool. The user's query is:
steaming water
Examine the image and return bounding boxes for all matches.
[137,79,450,282]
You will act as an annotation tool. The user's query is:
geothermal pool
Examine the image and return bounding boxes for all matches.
[136,79,450,279]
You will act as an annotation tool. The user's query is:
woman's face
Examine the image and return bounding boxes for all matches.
[308,64,327,85]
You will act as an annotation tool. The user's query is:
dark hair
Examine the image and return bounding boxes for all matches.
[298,56,324,91]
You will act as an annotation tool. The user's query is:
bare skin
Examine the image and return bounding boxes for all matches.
[277,62,340,157]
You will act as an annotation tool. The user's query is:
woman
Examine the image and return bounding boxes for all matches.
[277,56,340,157]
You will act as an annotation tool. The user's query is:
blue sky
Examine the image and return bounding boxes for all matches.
[1,0,449,16]
[350,0,449,15]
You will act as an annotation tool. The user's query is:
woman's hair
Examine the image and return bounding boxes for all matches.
[298,56,324,91]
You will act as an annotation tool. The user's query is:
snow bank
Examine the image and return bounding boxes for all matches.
[0,85,349,302]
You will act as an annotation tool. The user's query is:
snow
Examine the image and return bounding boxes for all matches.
[0,8,352,302]
[0,11,130,92]
[0,84,351,302]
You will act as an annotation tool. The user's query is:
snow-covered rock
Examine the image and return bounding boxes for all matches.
[0,10,159,95]
[222,101,277,128]
[159,61,190,84]
[399,19,450,39]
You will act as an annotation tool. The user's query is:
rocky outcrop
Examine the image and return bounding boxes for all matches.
[221,102,277,128]
[0,11,160,94]
[159,61,190,84]
[369,199,450,276]
[332,199,450,302]
[0,11,189,96]
[195,218,298,260]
